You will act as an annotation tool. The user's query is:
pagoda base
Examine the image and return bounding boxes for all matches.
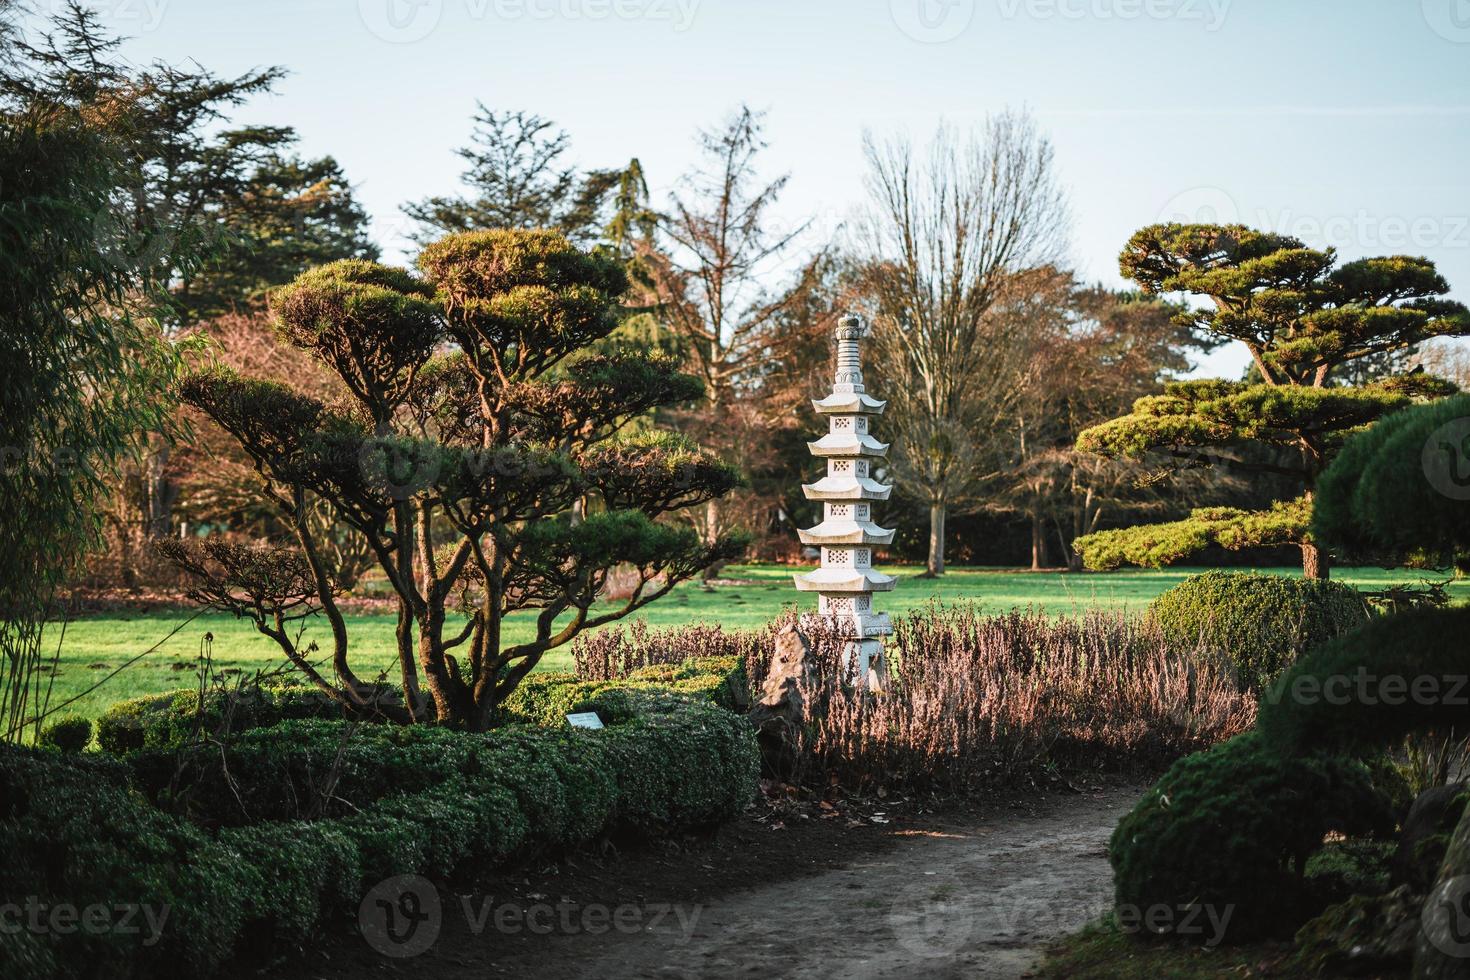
[843,637,886,690]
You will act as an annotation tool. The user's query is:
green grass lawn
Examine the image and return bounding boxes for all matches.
[1039,919,1297,978]
[33,564,1469,722]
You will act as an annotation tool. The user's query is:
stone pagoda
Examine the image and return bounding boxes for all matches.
[794,312,895,686]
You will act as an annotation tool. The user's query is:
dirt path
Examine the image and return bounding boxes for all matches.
[278,782,1141,980]
[522,785,1135,980]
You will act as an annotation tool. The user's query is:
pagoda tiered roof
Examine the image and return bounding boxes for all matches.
[792,312,895,683]
[806,431,890,458]
[797,520,895,546]
[801,475,892,501]
[812,392,887,415]
[792,567,897,593]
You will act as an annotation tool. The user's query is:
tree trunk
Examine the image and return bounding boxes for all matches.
[1302,541,1330,580]
[395,604,423,720]
[1030,511,1047,571]
[145,440,175,538]
[702,496,725,582]
[926,501,946,577]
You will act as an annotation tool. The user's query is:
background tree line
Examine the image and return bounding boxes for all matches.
[18,2,1460,601]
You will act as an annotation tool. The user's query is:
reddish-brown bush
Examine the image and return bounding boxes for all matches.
[572,605,1255,792]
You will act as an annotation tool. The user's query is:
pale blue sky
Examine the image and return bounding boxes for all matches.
[52,0,1470,377]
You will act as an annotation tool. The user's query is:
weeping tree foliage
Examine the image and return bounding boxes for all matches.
[163,230,743,730]
[1074,224,1469,579]
[0,2,190,741]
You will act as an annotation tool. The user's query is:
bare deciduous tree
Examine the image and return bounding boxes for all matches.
[856,110,1069,575]
[641,105,826,574]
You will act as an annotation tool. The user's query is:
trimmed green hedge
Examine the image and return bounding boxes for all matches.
[4,690,758,978]
[1147,570,1369,692]
[0,748,246,978]
[1257,606,1470,756]
[94,682,378,756]
[1109,732,1395,943]
[38,714,91,754]
[497,655,748,725]
[97,655,746,757]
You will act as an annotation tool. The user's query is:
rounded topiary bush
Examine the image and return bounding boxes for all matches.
[1147,570,1369,691]
[39,714,92,753]
[1109,731,1395,943]
[1257,606,1470,757]
[1314,393,1470,572]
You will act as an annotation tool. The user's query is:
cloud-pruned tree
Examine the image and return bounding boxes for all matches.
[165,230,743,729]
[1075,223,1469,579]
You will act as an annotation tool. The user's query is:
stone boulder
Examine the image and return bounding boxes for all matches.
[1293,884,1422,976]
[746,624,818,777]
[1396,784,1470,894]
[1415,799,1470,978]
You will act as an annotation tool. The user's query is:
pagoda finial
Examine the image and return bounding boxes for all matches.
[833,312,870,393]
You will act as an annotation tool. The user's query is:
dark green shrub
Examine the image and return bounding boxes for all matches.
[38,714,91,753]
[0,744,247,978]
[122,688,755,842]
[128,718,513,825]
[1315,394,1470,570]
[1257,606,1470,756]
[7,690,757,979]
[1109,732,1395,942]
[499,655,747,726]
[216,820,360,945]
[598,692,761,830]
[345,779,525,880]
[94,691,176,754]
[1147,570,1369,691]
[95,683,365,756]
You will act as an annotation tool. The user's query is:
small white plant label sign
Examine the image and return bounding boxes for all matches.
[566,712,604,730]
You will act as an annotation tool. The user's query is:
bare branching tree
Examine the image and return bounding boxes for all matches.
[641,105,826,572]
[855,110,1069,575]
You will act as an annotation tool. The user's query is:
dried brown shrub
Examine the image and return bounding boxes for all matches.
[573,604,1255,792]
